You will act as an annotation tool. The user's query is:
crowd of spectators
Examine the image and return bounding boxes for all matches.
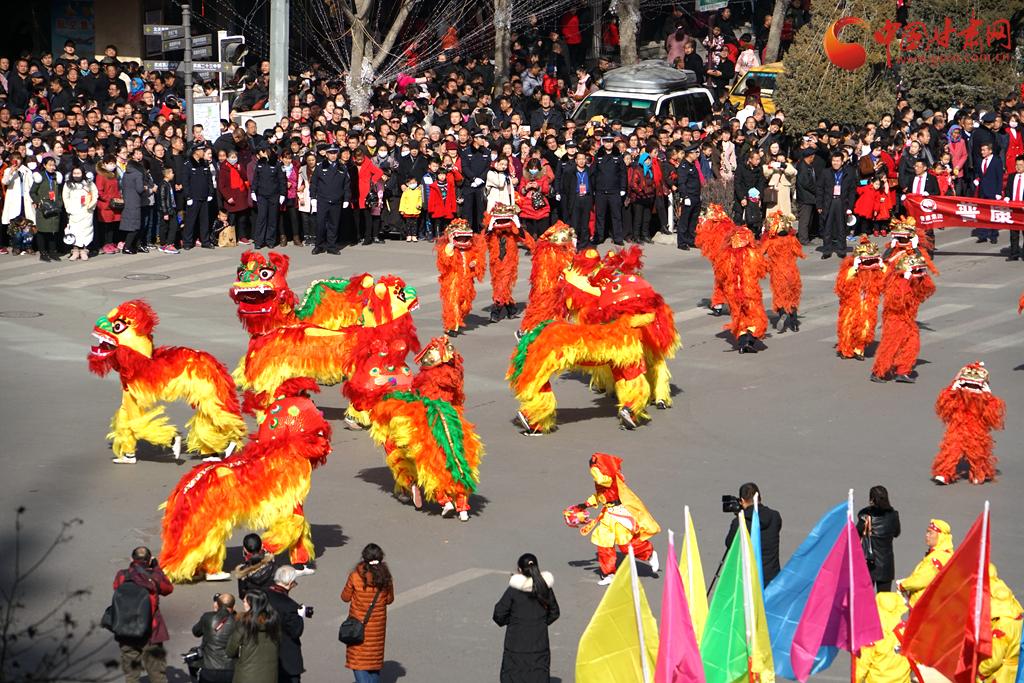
[1,3,1022,264]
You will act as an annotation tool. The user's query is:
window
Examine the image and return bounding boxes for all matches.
[734,72,778,96]
[668,93,712,123]
[573,96,657,128]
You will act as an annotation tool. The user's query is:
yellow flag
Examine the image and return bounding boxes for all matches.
[738,515,776,683]
[576,552,660,682]
[679,505,709,646]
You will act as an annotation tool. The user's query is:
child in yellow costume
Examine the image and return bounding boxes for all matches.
[855,592,911,683]
[980,566,1023,683]
[896,519,953,607]
[564,453,660,585]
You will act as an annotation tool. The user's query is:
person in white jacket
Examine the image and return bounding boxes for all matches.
[2,153,36,254]
[485,156,518,212]
[61,168,98,260]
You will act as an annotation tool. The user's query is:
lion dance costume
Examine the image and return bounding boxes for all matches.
[695,204,734,316]
[520,221,576,334]
[508,258,680,434]
[930,362,1005,485]
[369,336,484,521]
[896,519,953,607]
[229,251,366,416]
[158,394,332,582]
[761,210,804,333]
[486,204,535,322]
[884,216,937,274]
[834,237,886,360]
[89,299,246,464]
[435,218,486,335]
[870,252,935,383]
[713,224,768,353]
[563,453,659,585]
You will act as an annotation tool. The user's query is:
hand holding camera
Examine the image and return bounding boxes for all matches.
[297,604,314,618]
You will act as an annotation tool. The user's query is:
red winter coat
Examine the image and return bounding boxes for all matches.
[560,12,582,46]
[113,562,174,645]
[355,157,384,209]
[517,173,551,220]
[95,170,123,223]
[853,184,877,219]
[427,175,458,219]
[218,162,251,213]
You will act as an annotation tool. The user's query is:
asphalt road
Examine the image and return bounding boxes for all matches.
[1,228,1022,682]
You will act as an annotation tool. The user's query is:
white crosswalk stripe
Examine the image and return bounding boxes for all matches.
[4,252,163,286]
[969,331,1022,354]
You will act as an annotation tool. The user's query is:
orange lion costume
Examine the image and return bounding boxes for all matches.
[835,237,886,360]
[563,453,659,585]
[486,203,535,322]
[520,221,577,333]
[369,336,484,521]
[870,252,936,383]
[89,299,247,465]
[761,210,805,333]
[930,362,1005,485]
[713,224,769,353]
[435,218,486,335]
[695,204,734,315]
[158,394,332,582]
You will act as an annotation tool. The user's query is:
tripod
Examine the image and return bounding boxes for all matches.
[705,544,731,597]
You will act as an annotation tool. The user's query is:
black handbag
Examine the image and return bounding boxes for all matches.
[110,197,125,211]
[338,588,382,645]
[861,516,876,569]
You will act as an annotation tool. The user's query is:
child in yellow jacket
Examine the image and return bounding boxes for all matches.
[856,592,911,683]
[399,177,423,242]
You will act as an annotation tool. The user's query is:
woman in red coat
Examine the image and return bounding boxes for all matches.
[517,159,552,238]
[218,152,252,243]
[341,544,395,683]
[353,149,384,245]
[94,155,123,254]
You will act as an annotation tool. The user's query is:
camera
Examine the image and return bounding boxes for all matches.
[722,494,743,514]
[299,604,314,618]
[183,647,203,664]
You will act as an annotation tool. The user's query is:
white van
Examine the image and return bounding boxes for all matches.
[571,60,714,134]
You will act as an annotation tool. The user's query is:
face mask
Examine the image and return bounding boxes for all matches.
[490,152,497,160]
[408,182,417,189]
[377,149,388,158]
[400,149,409,157]
[1011,121,1019,129]
[27,161,37,170]
[72,174,83,183]
[228,156,238,164]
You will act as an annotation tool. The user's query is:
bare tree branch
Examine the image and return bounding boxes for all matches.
[371,0,416,70]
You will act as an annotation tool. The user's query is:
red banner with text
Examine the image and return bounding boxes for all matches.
[904,194,1024,231]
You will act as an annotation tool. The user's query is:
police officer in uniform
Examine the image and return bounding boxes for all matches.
[182,143,214,249]
[459,133,491,233]
[552,139,578,222]
[250,141,286,249]
[591,135,626,245]
[675,143,702,250]
[310,145,348,255]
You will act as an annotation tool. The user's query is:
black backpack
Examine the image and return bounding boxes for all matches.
[101,571,153,639]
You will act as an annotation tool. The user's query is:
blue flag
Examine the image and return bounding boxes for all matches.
[764,502,847,681]
[1015,625,1024,683]
[751,500,764,594]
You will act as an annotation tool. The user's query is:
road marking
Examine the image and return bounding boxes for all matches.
[54,276,117,289]
[0,319,84,362]
[812,303,970,343]
[173,262,349,298]
[939,281,1004,290]
[969,331,1022,354]
[112,254,232,293]
[4,252,163,285]
[923,310,1014,344]
[390,567,508,611]
[936,235,980,249]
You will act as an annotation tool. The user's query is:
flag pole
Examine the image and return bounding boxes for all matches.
[684,505,694,601]
[848,489,857,683]
[972,501,990,683]
[628,544,652,683]
[738,512,755,683]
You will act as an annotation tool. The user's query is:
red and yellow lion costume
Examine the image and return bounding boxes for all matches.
[884,216,938,274]
[507,261,680,434]
[713,224,768,353]
[88,299,246,464]
[930,362,1005,485]
[369,337,484,520]
[695,204,734,314]
[761,210,804,332]
[158,394,332,582]
[871,251,936,382]
[486,204,536,320]
[835,237,886,360]
[435,218,486,335]
[520,221,576,333]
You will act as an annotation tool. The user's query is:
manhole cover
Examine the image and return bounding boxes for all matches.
[123,273,170,281]
[0,311,43,318]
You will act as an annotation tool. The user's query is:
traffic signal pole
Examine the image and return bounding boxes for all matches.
[183,4,194,136]
[269,0,289,116]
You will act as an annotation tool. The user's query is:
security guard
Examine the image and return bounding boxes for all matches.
[250,141,286,249]
[182,143,214,249]
[552,138,578,222]
[310,144,348,255]
[459,133,491,233]
[675,143,702,250]
[591,135,626,245]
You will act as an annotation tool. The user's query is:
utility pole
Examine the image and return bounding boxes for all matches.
[269,0,289,116]
[183,4,194,137]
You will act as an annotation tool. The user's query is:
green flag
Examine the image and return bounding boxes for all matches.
[700,526,749,683]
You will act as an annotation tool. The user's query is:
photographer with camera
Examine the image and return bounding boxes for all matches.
[723,483,783,584]
[104,546,174,683]
[188,593,238,682]
[265,565,310,683]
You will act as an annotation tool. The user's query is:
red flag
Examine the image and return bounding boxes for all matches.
[902,504,992,683]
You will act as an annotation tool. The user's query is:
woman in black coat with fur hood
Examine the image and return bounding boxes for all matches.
[492,553,560,683]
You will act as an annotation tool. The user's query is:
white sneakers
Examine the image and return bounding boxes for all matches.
[441,502,456,517]
[112,453,137,464]
[410,484,423,509]
[459,510,469,522]
[598,574,615,586]
[648,550,660,575]
[171,434,182,459]
[205,571,231,582]
[224,441,238,458]
[293,565,316,577]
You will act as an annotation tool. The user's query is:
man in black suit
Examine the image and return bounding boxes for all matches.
[733,149,766,230]
[905,158,940,197]
[724,482,783,584]
[975,141,1004,243]
[1004,154,1024,260]
[560,150,595,250]
[795,146,824,244]
[815,151,856,259]
[265,566,308,683]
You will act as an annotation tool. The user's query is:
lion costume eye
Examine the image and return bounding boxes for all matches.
[369,367,381,376]
[259,268,275,280]
[112,319,127,334]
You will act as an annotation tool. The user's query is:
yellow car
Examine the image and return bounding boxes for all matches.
[729,62,784,115]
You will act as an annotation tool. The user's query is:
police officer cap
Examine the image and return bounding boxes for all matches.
[255,140,270,152]
[565,139,577,148]
[981,112,996,123]
[801,147,817,157]
[324,144,340,153]
[189,142,206,154]
[74,140,89,152]
[601,135,616,142]
[473,132,487,140]
[684,142,700,154]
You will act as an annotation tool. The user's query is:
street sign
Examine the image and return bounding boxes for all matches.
[162,37,185,51]
[192,45,213,59]
[192,34,212,48]
[144,60,181,72]
[144,24,185,39]
[191,61,235,75]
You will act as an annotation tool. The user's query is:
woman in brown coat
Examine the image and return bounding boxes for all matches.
[340,544,395,683]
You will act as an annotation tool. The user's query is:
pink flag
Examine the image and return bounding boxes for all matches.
[656,532,706,683]
[790,520,883,682]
